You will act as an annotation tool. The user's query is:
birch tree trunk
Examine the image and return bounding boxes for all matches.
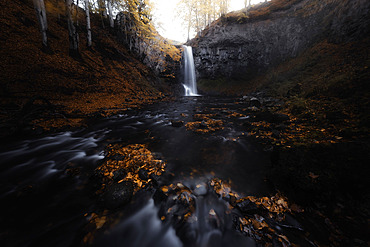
[65,0,79,56]
[84,0,92,47]
[107,0,114,28]
[187,10,191,41]
[39,0,48,29]
[32,0,48,47]
[98,0,107,28]
[98,0,107,17]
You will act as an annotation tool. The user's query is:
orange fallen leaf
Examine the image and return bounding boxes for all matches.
[309,172,319,179]
[95,216,106,229]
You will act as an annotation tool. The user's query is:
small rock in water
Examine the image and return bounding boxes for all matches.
[250,97,261,107]
[149,173,161,187]
[101,182,134,209]
[153,187,168,203]
[193,183,208,196]
[171,120,184,127]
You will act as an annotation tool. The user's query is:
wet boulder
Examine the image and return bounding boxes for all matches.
[193,182,208,196]
[100,182,134,209]
[249,97,262,108]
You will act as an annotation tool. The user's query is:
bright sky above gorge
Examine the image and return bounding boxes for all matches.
[152,0,270,42]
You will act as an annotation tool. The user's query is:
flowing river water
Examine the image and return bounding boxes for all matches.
[0,96,321,247]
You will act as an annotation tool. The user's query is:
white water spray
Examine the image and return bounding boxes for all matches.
[182,45,199,96]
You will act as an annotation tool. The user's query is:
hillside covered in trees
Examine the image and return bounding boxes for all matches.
[0,0,180,137]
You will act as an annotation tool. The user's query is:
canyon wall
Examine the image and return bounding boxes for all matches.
[188,0,370,80]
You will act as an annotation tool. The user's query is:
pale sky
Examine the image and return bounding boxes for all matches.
[152,0,269,42]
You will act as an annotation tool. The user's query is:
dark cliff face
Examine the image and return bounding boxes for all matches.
[188,0,370,81]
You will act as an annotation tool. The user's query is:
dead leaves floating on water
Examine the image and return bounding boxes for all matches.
[241,195,290,214]
[210,178,292,213]
[209,178,304,246]
[185,119,224,134]
[210,178,235,198]
[96,144,166,193]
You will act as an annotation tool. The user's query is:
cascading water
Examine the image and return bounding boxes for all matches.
[182,45,199,96]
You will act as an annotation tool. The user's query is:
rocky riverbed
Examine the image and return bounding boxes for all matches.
[1,95,368,246]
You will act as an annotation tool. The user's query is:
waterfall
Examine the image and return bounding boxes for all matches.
[182,45,199,96]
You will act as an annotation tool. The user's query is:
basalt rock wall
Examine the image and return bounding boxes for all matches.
[115,12,181,83]
[188,0,370,80]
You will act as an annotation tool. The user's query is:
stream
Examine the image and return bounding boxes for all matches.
[0,96,318,247]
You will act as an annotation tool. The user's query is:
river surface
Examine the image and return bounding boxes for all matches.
[0,96,316,247]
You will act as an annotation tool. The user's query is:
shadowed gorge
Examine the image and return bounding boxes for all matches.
[0,0,369,246]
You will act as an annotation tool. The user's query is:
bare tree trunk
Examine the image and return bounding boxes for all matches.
[39,0,47,29]
[75,0,79,27]
[84,0,92,47]
[65,0,79,56]
[98,0,107,17]
[98,0,107,28]
[33,0,48,47]
[107,0,114,28]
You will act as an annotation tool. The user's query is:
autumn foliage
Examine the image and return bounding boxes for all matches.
[0,0,176,135]
[95,144,166,193]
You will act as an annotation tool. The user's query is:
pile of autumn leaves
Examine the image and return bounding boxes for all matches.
[95,144,166,194]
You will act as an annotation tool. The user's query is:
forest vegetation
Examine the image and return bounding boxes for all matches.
[0,0,180,136]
